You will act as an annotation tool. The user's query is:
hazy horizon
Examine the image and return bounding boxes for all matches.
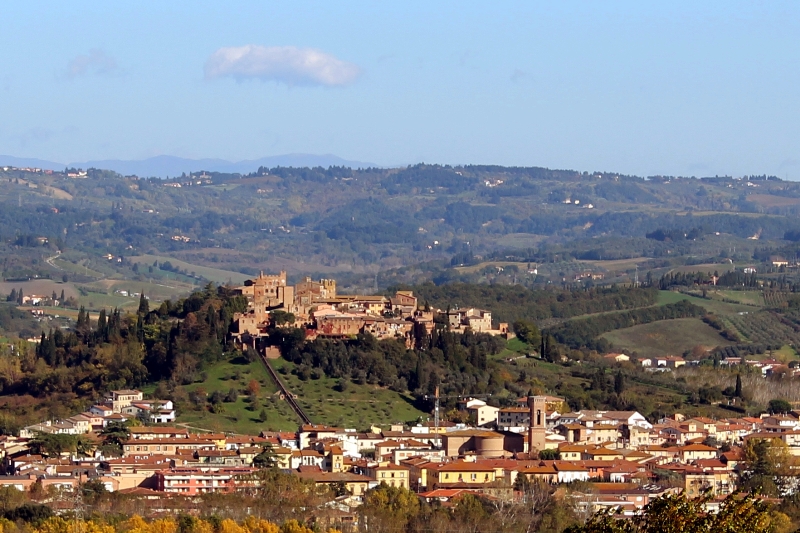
[2,1,799,178]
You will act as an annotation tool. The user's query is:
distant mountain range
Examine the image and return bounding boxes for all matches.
[0,153,377,177]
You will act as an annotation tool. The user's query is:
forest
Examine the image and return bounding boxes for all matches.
[0,286,246,432]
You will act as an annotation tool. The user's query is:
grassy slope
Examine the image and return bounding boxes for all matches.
[167,355,428,433]
[166,357,300,434]
[656,290,756,314]
[271,357,427,428]
[128,255,250,285]
[600,291,767,357]
[600,318,734,358]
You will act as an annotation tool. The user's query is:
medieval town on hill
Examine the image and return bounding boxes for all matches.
[231,271,508,345]
[1,271,797,524]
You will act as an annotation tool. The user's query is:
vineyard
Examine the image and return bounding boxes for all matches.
[724,310,800,347]
[764,290,792,307]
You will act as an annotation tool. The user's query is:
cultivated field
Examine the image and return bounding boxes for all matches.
[128,255,250,285]
[0,280,78,300]
[657,290,755,315]
[747,194,800,208]
[600,317,733,358]
[454,261,533,274]
[667,263,736,275]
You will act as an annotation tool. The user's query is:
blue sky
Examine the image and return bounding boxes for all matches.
[1,1,799,177]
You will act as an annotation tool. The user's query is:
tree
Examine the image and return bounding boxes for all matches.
[742,437,798,496]
[253,445,277,468]
[614,371,625,394]
[99,421,130,456]
[138,293,149,316]
[248,379,261,397]
[566,492,774,533]
[360,484,420,533]
[735,373,743,398]
[768,399,792,415]
[0,485,27,513]
[512,320,541,346]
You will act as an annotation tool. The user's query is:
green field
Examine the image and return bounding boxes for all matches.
[128,255,250,285]
[171,356,299,433]
[668,263,736,275]
[600,317,733,358]
[271,357,427,429]
[454,261,532,274]
[51,258,105,278]
[657,290,755,314]
[709,290,764,306]
[169,354,429,433]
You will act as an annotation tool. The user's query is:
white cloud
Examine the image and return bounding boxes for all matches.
[204,45,361,87]
[66,49,118,78]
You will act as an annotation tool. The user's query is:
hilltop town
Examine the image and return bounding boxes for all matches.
[231,271,508,345]
[2,270,800,527]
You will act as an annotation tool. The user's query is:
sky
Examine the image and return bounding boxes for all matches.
[1,1,799,177]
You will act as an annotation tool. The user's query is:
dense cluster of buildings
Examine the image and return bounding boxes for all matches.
[3,391,800,518]
[232,271,510,345]
[19,389,175,438]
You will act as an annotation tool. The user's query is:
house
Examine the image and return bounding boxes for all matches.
[155,467,255,495]
[90,405,114,418]
[603,353,630,363]
[128,427,189,441]
[497,407,531,429]
[554,462,590,483]
[364,464,411,489]
[295,470,373,496]
[466,403,500,427]
[771,256,789,268]
[655,356,686,369]
[678,444,718,462]
[434,462,497,487]
[122,438,217,457]
[418,488,481,503]
[109,390,143,413]
[518,463,558,484]
[291,449,325,469]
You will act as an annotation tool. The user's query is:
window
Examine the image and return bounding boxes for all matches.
[470,473,476,481]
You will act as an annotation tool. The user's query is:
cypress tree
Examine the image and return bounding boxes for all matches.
[97,309,107,338]
[138,293,149,316]
[614,370,625,394]
[735,373,743,398]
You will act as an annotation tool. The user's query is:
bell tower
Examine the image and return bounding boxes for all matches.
[527,395,547,453]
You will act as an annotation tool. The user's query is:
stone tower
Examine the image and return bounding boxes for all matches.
[527,395,547,453]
